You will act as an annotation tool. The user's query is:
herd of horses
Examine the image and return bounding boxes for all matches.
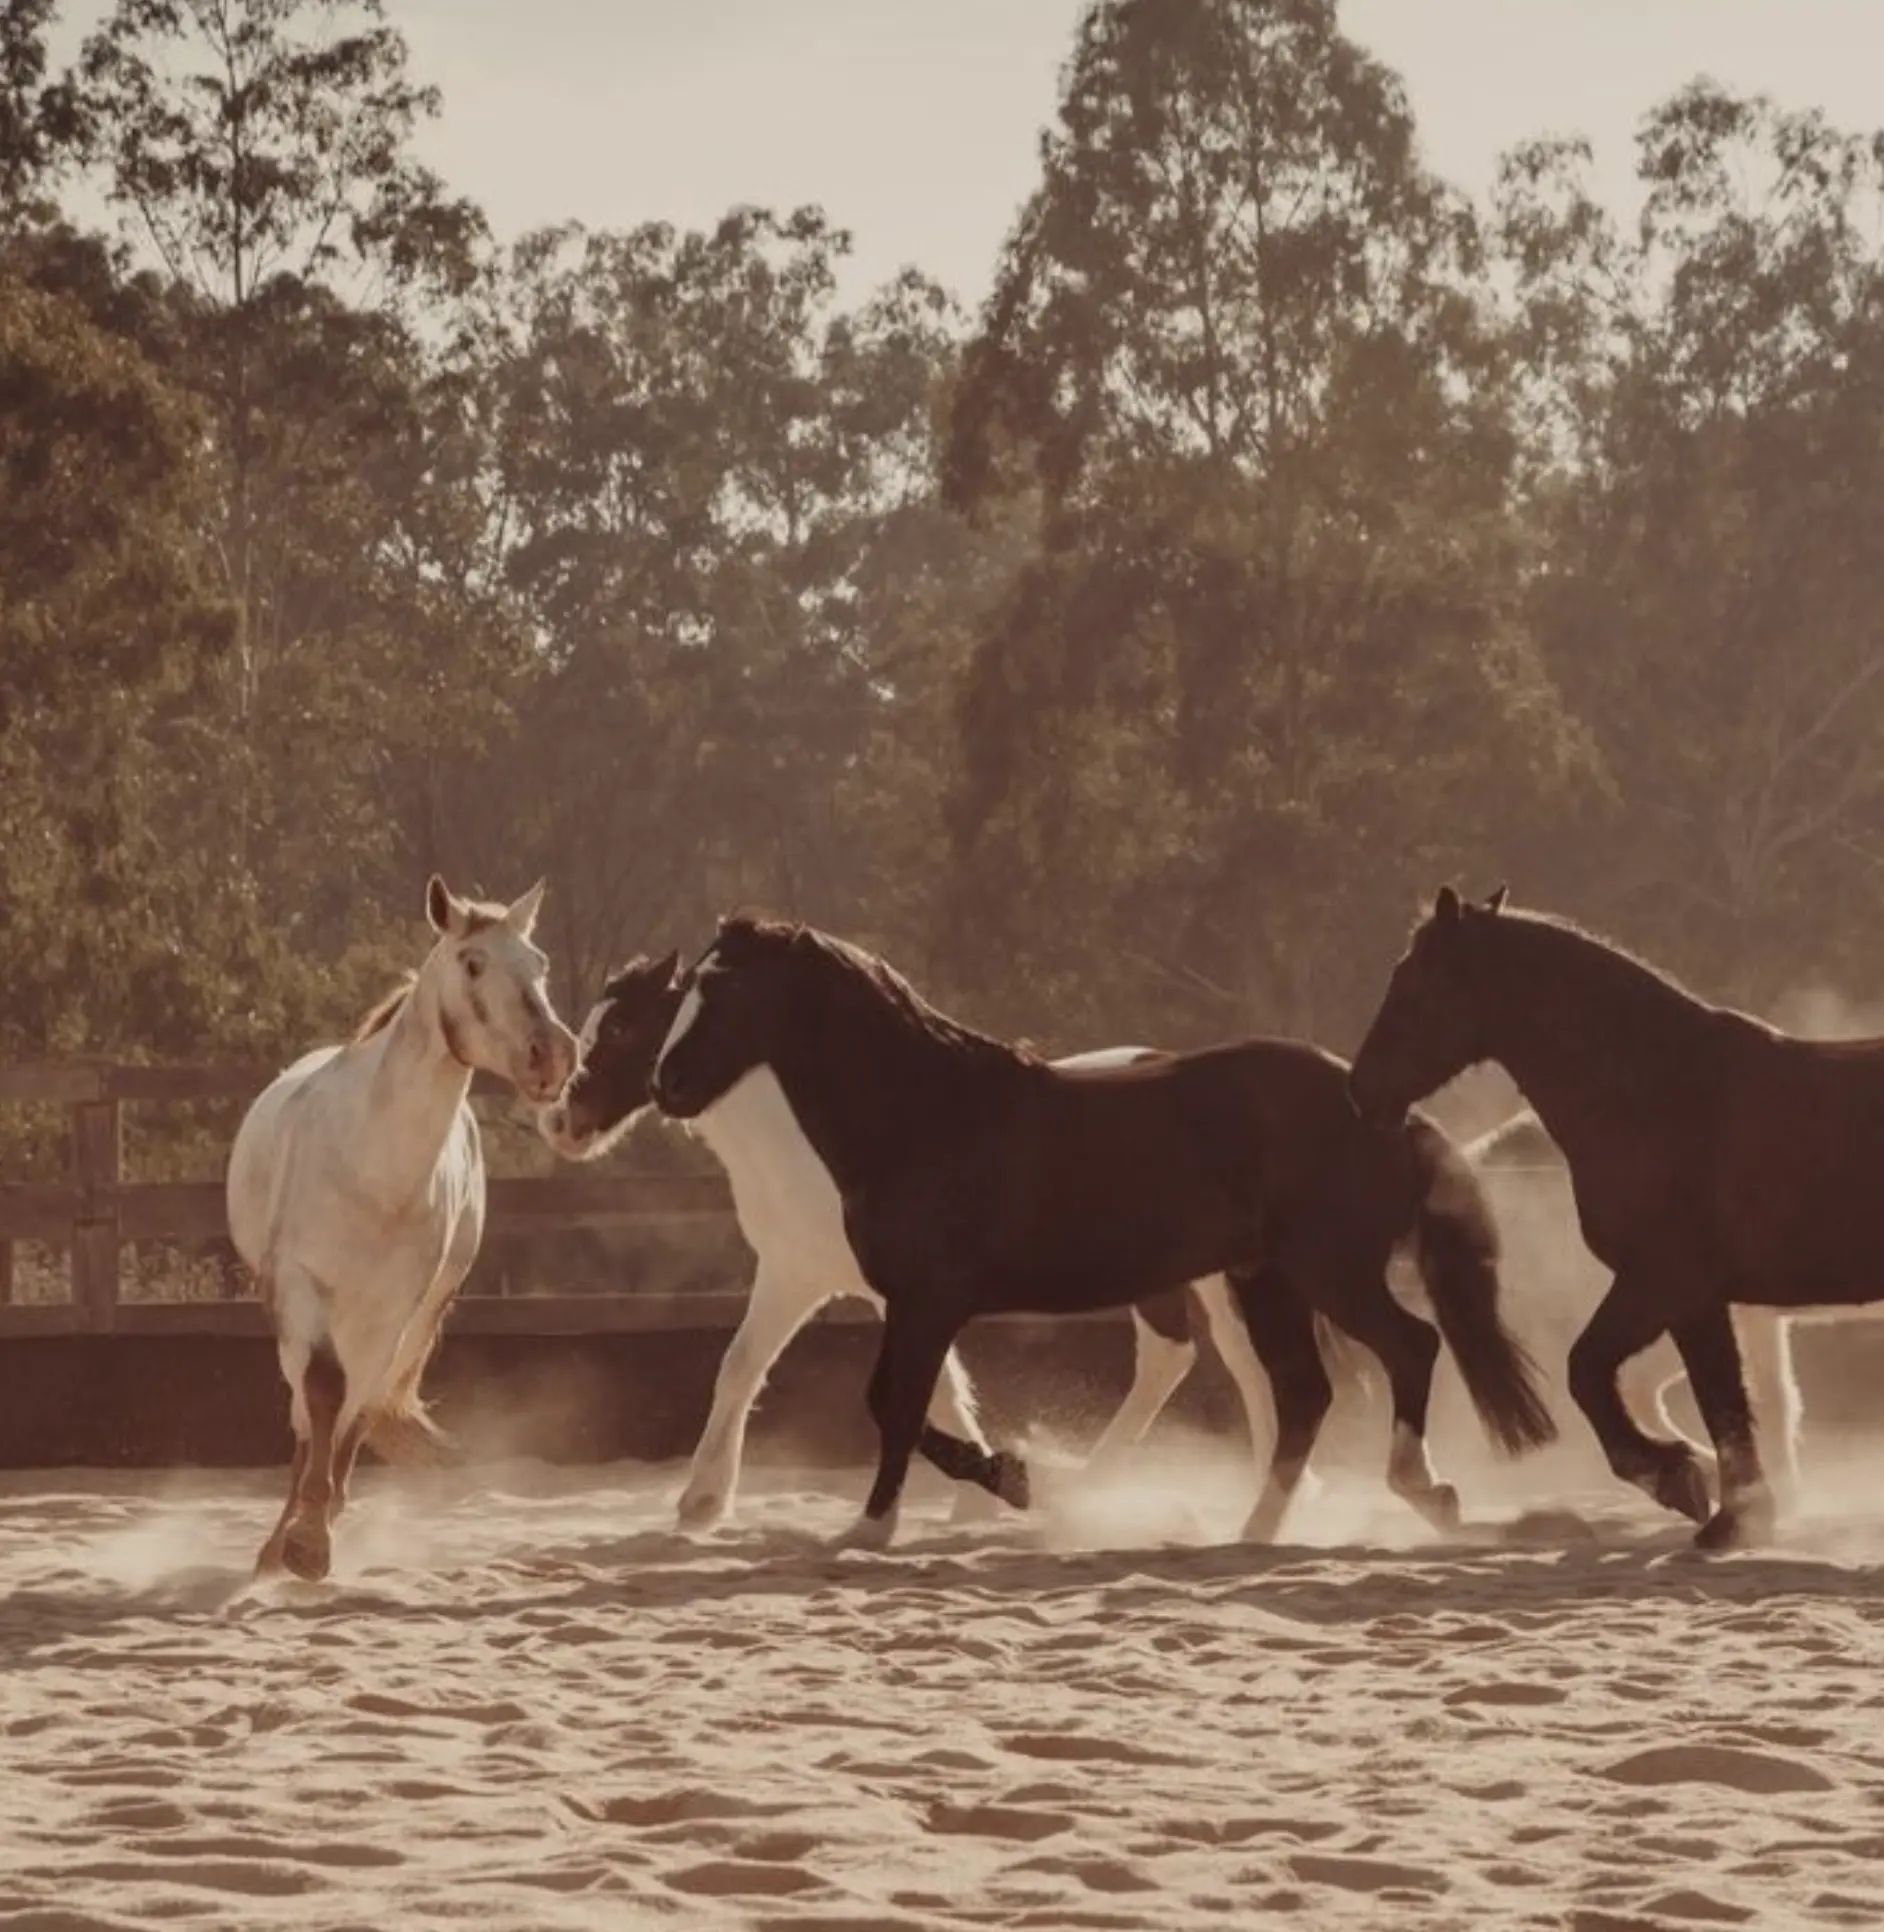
[225,876,1884,1580]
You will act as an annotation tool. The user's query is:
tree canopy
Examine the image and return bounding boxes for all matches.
[4,0,1881,1108]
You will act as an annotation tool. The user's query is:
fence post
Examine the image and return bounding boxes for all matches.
[70,1091,123,1330]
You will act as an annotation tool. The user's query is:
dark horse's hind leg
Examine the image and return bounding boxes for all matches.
[1317,1274,1460,1535]
[1669,1302,1774,1552]
[916,1421,1031,1512]
[1568,1273,1714,1529]
[1228,1268,1332,1543]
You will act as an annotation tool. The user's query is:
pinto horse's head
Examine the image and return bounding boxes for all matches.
[537,950,686,1161]
[1349,884,1507,1127]
[421,874,578,1104]
[650,913,800,1121]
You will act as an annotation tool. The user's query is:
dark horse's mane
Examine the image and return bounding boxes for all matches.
[719,912,1043,1077]
[1480,905,1759,1039]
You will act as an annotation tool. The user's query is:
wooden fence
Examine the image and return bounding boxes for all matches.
[0,1058,1578,1351]
[0,1059,771,1339]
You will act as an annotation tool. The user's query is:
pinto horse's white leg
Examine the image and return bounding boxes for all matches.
[678,1266,828,1529]
[1085,1307,1198,1467]
[1736,1308,1801,1503]
[1192,1275,1284,1463]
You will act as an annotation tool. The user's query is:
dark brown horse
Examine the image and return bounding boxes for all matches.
[539,955,1377,1527]
[1349,884,1884,1550]
[647,913,1556,1549]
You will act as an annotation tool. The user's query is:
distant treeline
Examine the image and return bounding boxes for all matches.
[6,0,1884,1176]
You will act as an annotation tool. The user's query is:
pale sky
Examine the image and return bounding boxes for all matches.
[58,1,1884,306]
[388,0,1884,304]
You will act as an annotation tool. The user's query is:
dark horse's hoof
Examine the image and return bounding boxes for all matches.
[1651,1456,1714,1527]
[989,1450,1032,1512]
[1694,1492,1777,1553]
[1694,1507,1748,1552]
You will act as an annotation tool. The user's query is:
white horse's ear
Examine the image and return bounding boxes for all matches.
[427,874,468,936]
[505,879,547,938]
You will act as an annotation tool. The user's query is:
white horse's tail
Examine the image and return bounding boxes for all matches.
[363,1328,463,1467]
[364,1399,461,1467]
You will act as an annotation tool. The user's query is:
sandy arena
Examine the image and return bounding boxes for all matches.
[5,1425,1884,1932]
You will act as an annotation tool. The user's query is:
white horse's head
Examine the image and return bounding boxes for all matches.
[419,875,578,1103]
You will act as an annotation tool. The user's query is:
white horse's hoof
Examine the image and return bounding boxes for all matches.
[280,1514,332,1583]
[675,1487,730,1532]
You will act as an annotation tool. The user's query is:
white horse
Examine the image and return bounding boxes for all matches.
[227,875,577,1580]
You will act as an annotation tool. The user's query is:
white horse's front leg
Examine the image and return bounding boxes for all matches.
[679,1267,827,1529]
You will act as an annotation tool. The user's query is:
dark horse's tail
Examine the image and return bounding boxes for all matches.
[1406,1119,1558,1457]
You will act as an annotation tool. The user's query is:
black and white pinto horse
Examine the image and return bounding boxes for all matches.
[637,914,1556,1548]
[540,956,1300,1528]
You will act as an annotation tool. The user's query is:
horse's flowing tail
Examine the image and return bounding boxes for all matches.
[1408,1122,1558,1457]
[364,1400,461,1467]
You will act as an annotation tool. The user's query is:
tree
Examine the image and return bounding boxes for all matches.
[68,0,505,957]
[942,0,1589,1046]
[467,211,991,1005]
[0,271,270,1073]
[0,0,80,227]
[1495,87,1884,997]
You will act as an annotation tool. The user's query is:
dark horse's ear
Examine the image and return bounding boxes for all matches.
[1483,885,1509,915]
[657,948,683,986]
[1434,885,1463,925]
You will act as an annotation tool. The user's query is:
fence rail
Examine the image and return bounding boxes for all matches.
[0,1058,1571,1342]
[0,1058,741,1337]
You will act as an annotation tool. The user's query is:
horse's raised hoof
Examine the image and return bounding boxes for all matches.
[675,1487,729,1532]
[989,1450,1031,1512]
[1650,1455,1714,1526]
[280,1516,332,1583]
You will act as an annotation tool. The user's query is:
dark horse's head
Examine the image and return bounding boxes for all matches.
[536,950,684,1160]
[1349,884,1509,1128]
[650,913,806,1121]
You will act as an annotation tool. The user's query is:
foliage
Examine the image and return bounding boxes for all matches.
[5,0,1884,1188]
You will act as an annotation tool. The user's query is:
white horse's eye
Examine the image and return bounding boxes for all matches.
[463,955,485,981]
